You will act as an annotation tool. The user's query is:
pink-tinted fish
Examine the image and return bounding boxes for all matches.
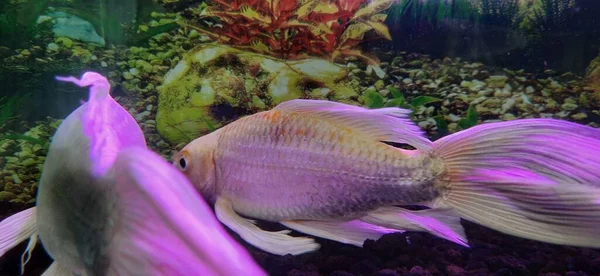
[0,72,265,275]
[173,99,600,255]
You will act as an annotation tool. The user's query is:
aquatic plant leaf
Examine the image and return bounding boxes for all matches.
[411,96,443,107]
[384,98,406,108]
[250,40,271,54]
[339,22,373,46]
[363,90,385,109]
[314,2,339,14]
[457,104,479,130]
[239,5,272,24]
[389,87,404,99]
[363,20,392,40]
[352,0,395,20]
[370,13,387,23]
[432,115,448,136]
[296,0,320,19]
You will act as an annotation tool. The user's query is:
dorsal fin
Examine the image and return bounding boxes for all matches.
[274,99,433,152]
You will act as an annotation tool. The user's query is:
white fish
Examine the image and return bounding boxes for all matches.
[0,72,265,275]
[173,99,600,256]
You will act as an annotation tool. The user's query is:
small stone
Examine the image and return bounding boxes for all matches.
[502,98,516,113]
[135,111,151,121]
[374,80,385,90]
[100,61,108,67]
[486,75,509,88]
[135,59,153,73]
[22,158,36,167]
[12,174,22,184]
[525,86,535,93]
[90,55,98,61]
[129,68,140,76]
[379,89,390,97]
[561,102,578,111]
[0,191,17,201]
[310,88,331,98]
[571,113,587,120]
[55,37,74,48]
[146,104,154,111]
[346,62,357,69]
[402,78,413,84]
[470,96,487,105]
[47,43,60,52]
[123,71,134,80]
[448,114,461,122]
[502,113,516,120]
[156,140,170,150]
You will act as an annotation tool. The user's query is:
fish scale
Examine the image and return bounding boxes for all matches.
[214,110,442,221]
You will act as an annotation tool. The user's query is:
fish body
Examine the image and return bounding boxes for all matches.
[204,109,442,221]
[175,99,600,256]
[0,72,266,275]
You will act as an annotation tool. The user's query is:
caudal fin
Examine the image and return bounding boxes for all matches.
[0,207,38,274]
[432,118,600,248]
[107,147,265,276]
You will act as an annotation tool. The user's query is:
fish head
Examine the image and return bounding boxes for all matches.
[171,133,220,203]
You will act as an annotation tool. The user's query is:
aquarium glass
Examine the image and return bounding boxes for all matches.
[1,0,600,275]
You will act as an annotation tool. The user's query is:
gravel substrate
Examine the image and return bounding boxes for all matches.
[1,16,600,275]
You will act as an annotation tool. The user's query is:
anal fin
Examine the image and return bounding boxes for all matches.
[215,197,320,256]
[361,207,469,247]
[280,219,400,247]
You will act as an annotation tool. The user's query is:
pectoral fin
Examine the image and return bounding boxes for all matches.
[361,207,469,247]
[280,219,400,247]
[215,197,320,255]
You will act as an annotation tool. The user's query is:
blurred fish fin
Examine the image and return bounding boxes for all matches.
[108,147,266,276]
[273,99,433,151]
[280,219,400,247]
[0,207,37,259]
[215,197,320,256]
[20,234,38,275]
[433,118,600,248]
[361,207,468,246]
[41,261,72,276]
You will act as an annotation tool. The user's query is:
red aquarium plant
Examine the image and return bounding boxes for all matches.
[188,0,395,65]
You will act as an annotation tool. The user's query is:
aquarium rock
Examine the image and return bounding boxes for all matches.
[38,11,105,46]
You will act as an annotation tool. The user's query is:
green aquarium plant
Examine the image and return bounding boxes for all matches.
[156,0,397,144]
[0,0,51,48]
[0,93,47,147]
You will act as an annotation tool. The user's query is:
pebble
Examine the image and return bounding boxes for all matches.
[502,98,516,113]
[525,86,535,93]
[571,113,587,120]
[561,102,578,111]
[402,78,413,84]
[47,43,59,52]
[123,71,134,80]
[502,113,516,120]
[379,89,390,97]
[135,111,151,121]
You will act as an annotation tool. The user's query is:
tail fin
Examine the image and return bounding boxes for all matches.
[0,207,38,274]
[432,118,600,248]
[107,147,266,276]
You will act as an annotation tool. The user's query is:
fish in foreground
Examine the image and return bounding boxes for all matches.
[174,99,600,255]
[0,72,266,275]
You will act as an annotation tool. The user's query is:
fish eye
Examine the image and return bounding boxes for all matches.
[178,156,188,171]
